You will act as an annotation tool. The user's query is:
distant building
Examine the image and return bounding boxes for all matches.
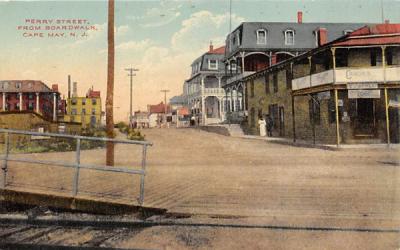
[0,80,61,121]
[64,85,102,128]
[184,44,227,125]
[223,13,367,122]
[132,111,150,129]
[147,102,171,128]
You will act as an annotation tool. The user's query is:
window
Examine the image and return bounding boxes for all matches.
[386,50,393,65]
[250,80,255,97]
[28,102,34,110]
[286,68,292,90]
[208,59,218,70]
[285,30,295,45]
[3,82,8,90]
[309,98,320,125]
[230,62,237,71]
[265,73,270,94]
[15,82,21,89]
[92,98,97,105]
[92,108,96,115]
[82,108,86,115]
[71,98,77,105]
[27,82,33,89]
[273,73,278,93]
[82,98,86,105]
[28,94,34,100]
[371,49,382,66]
[71,108,77,115]
[256,29,267,45]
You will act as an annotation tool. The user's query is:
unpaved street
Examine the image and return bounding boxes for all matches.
[3,128,400,249]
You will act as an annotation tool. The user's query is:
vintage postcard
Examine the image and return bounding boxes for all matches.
[0,0,399,249]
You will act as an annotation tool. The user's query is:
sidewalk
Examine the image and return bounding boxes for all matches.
[240,134,399,151]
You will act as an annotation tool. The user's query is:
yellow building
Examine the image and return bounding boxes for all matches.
[64,89,102,128]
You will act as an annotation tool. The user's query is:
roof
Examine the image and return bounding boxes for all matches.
[333,24,400,46]
[177,107,189,116]
[208,46,225,55]
[0,80,56,93]
[226,22,368,58]
[169,95,186,104]
[87,89,101,98]
[148,102,171,114]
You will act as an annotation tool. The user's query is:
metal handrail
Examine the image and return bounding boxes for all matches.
[0,128,152,205]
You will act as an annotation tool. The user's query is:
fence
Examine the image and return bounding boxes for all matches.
[0,128,152,206]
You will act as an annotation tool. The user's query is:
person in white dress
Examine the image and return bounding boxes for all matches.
[258,117,266,137]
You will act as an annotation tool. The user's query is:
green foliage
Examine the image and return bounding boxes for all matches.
[127,128,145,141]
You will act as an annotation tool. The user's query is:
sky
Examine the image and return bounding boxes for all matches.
[0,0,399,121]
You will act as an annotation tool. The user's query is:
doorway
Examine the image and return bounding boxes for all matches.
[354,99,376,136]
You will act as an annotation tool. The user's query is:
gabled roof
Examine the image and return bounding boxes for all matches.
[0,80,55,93]
[333,23,400,46]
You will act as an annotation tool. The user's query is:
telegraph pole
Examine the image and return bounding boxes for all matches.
[160,89,170,125]
[125,68,139,127]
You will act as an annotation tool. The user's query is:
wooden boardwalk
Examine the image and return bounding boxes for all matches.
[1,128,400,230]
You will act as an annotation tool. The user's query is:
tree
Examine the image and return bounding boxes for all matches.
[106,0,115,166]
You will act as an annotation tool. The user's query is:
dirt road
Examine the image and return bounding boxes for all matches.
[2,128,400,249]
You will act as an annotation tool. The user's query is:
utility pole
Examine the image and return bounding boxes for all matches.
[160,89,170,125]
[125,68,139,127]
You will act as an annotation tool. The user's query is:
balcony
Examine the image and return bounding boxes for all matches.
[292,66,400,91]
[203,88,225,96]
[226,71,256,85]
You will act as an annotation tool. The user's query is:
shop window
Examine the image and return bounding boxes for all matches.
[28,102,34,110]
[309,98,321,125]
[265,73,270,94]
[328,98,343,124]
[273,73,278,93]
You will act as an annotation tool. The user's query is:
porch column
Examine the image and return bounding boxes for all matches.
[382,46,386,82]
[201,77,205,125]
[384,88,390,146]
[334,89,340,147]
[331,48,337,84]
[35,92,40,113]
[2,93,5,111]
[292,95,296,143]
[218,98,222,119]
[240,52,245,73]
[218,76,222,89]
[243,84,247,111]
[53,93,57,121]
[19,93,22,111]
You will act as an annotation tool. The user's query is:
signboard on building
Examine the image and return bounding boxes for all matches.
[389,100,400,108]
[348,89,381,99]
[347,83,378,89]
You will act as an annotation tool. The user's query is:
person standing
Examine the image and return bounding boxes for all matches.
[258,117,267,137]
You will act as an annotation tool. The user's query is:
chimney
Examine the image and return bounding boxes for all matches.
[385,19,390,24]
[297,11,303,24]
[209,41,213,52]
[52,84,58,92]
[67,75,71,99]
[73,82,77,97]
[318,28,328,46]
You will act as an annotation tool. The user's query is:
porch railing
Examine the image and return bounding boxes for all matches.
[0,128,152,206]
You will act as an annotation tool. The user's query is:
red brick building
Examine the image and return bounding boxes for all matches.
[0,80,62,121]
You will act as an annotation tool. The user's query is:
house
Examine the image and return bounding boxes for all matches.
[147,102,171,128]
[244,23,400,145]
[0,80,62,121]
[184,44,227,125]
[64,83,102,129]
[223,12,367,122]
[132,111,150,129]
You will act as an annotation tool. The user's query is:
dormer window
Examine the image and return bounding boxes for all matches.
[285,30,295,45]
[3,82,8,90]
[16,82,22,89]
[208,59,218,70]
[256,29,267,45]
[344,30,353,35]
